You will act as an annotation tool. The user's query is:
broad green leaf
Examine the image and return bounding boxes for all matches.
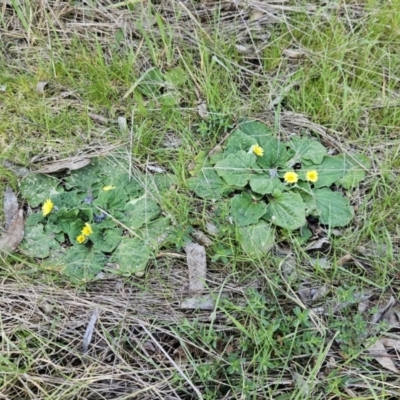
[287,137,327,166]
[237,120,274,142]
[109,237,152,275]
[61,245,106,283]
[64,161,102,191]
[20,174,62,207]
[124,177,145,197]
[48,208,80,237]
[314,188,354,227]
[238,221,275,257]
[256,137,288,169]
[90,227,122,253]
[296,226,313,244]
[311,156,346,188]
[122,195,160,230]
[250,175,284,195]
[336,153,371,189]
[93,187,128,211]
[138,68,165,96]
[215,151,256,187]
[138,217,173,246]
[264,192,306,230]
[189,151,208,176]
[231,192,268,227]
[52,190,80,208]
[153,173,178,192]
[19,224,59,258]
[224,130,257,156]
[187,168,230,200]
[297,189,318,216]
[25,212,44,226]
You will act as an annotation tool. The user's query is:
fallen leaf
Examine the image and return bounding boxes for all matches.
[88,112,109,124]
[283,48,308,58]
[181,294,220,310]
[0,209,24,252]
[146,163,166,173]
[185,242,207,292]
[34,157,91,173]
[250,10,264,21]
[191,230,213,247]
[337,254,354,266]
[371,296,400,328]
[118,116,128,133]
[4,186,19,229]
[235,44,255,54]
[198,102,208,119]
[36,81,48,94]
[205,222,219,236]
[82,310,99,354]
[305,237,330,251]
[381,337,400,351]
[367,338,399,373]
[2,160,30,177]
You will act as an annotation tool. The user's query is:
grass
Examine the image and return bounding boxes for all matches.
[1,0,400,398]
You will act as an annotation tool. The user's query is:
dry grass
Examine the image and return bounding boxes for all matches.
[2,0,400,399]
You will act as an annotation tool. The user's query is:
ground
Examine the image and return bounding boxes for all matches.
[1,1,400,399]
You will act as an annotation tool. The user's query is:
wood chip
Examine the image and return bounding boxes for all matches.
[185,242,206,292]
[34,157,91,173]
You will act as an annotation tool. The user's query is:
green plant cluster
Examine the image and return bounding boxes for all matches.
[188,120,370,256]
[19,155,175,283]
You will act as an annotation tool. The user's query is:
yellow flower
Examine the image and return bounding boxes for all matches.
[283,171,299,184]
[306,170,319,183]
[42,199,54,217]
[81,223,93,236]
[76,234,86,244]
[251,144,264,157]
[102,185,115,191]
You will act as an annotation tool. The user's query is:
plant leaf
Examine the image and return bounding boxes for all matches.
[336,153,371,189]
[287,137,327,166]
[256,137,288,169]
[90,227,122,253]
[314,188,354,227]
[61,245,107,283]
[64,161,102,191]
[187,168,230,200]
[237,119,274,142]
[231,192,268,227]
[250,175,284,195]
[265,192,306,230]
[215,151,256,187]
[122,195,160,230]
[93,187,128,211]
[20,174,62,207]
[224,130,257,156]
[238,221,275,257]
[19,224,59,258]
[311,156,347,188]
[109,237,152,275]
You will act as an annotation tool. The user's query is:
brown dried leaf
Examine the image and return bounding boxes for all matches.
[4,186,19,229]
[381,337,400,351]
[371,296,400,327]
[191,230,213,247]
[185,242,206,292]
[0,209,24,252]
[88,112,109,124]
[367,338,399,373]
[34,157,91,173]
